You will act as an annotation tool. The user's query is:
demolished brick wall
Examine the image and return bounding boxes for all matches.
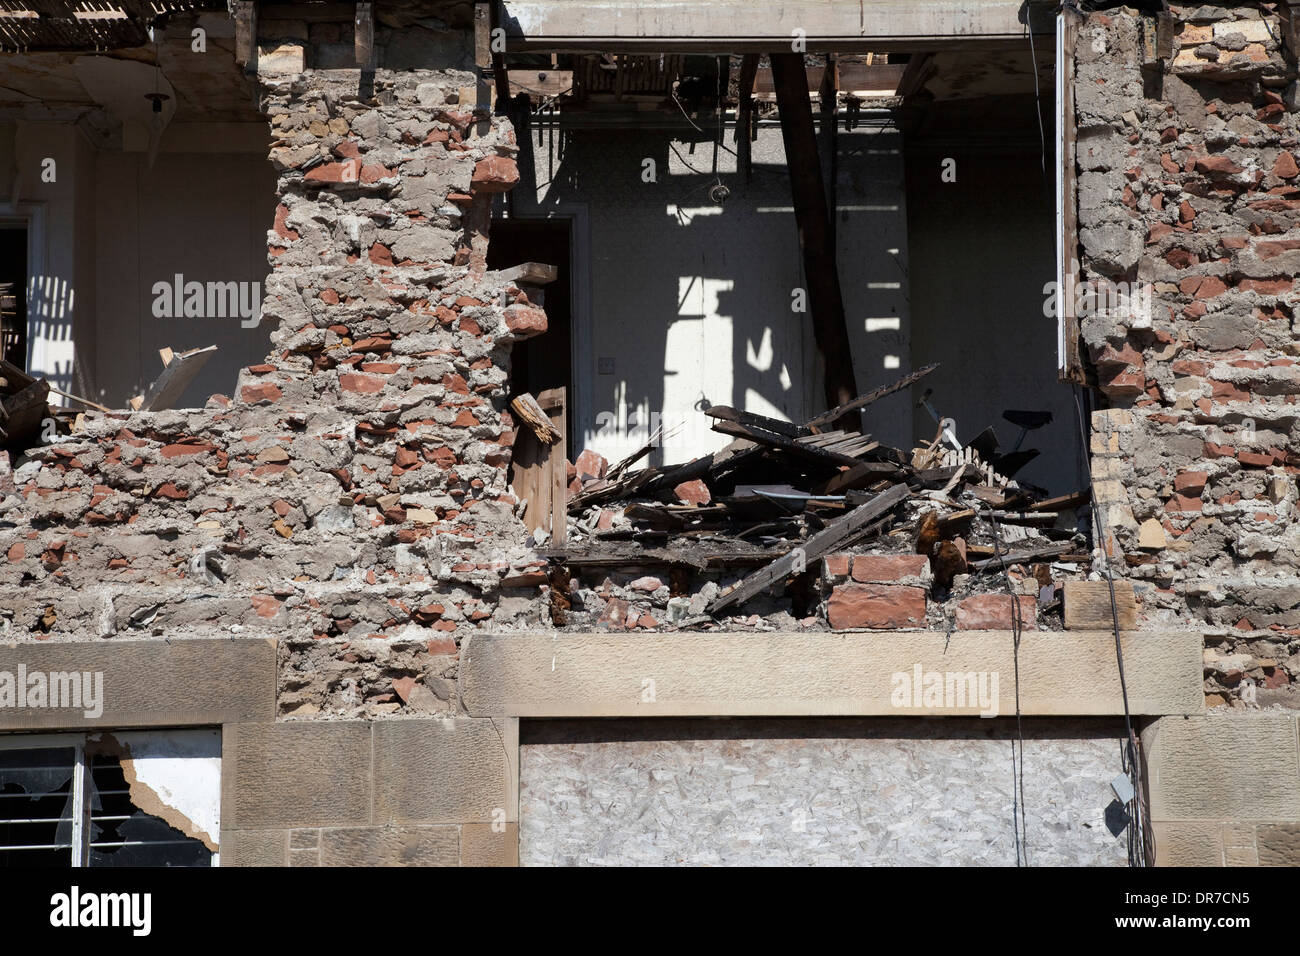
[0,20,560,718]
[1075,4,1299,705]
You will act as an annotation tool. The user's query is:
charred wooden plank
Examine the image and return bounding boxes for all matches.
[709,482,911,614]
[806,362,939,428]
[710,419,862,468]
[705,405,808,439]
[771,51,858,425]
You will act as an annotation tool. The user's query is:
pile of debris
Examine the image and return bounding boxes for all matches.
[0,346,218,456]
[536,364,1098,632]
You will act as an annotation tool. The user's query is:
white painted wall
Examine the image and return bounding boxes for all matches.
[9,122,96,400]
[514,121,911,466]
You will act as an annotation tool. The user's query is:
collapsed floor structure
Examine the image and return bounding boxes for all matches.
[0,0,1297,866]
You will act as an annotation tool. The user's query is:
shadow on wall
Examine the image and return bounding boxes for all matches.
[514,123,819,468]
[905,145,1086,495]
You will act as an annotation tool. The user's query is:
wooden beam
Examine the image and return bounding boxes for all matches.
[355,2,374,69]
[770,52,858,425]
[805,362,937,428]
[498,0,1055,53]
[538,386,567,545]
[506,68,572,99]
[735,53,759,183]
[709,483,910,613]
[233,0,255,70]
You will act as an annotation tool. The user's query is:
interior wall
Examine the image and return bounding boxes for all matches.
[11,122,93,399]
[93,149,275,409]
[512,119,911,466]
[905,145,1084,494]
[520,717,1129,866]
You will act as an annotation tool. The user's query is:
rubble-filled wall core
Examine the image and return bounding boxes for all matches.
[0,12,552,720]
[1,0,1298,869]
[1072,5,1299,706]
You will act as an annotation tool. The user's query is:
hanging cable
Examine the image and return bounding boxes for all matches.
[983,502,1030,866]
[1073,385,1148,867]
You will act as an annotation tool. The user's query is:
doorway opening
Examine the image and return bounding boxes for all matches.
[488,217,573,446]
[0,224,27,370]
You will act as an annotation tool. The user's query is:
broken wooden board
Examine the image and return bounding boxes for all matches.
[1064,580,1138,631]
[967,541,1071,571]
[511,392,561,444]
[510,386,567,543]
[132,346,217,412]
[805,362,938,428]
[0,378,50,452]
[496,261,558,285]
[709,482,911,614]
[705,405,808,439]
[817,460,904,495]
[711,419,863,468]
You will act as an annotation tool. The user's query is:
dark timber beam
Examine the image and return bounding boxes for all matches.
[770,52,858,426]
[735,53,759,183]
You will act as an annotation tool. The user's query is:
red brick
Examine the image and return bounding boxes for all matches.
[1173,471,1207,495]
[850,554,929,582]
[1167,494,1203,512]
[153,482,188,500]
[1238,277,1294,295]
[6,542,23,562]
[1203,441,1236,459]
[575,449,608,481]
[160,441,216,459]
[1274,151,1299,180]
[426,636,458,656]
[359,164,394,184]
[828,584,926,630]
[1211,380,1250,403]
[240,383,282,404]
[1238,451,1275,468]
[1194,276,1228,299]
[339,373,384,394]
[954,594,1036,630]
[674,479,711,505]
[824,554,850,577]
[273,203,298,241]
[471,155,520,193]
[250,594,280,619]
[304,159,361,183]
[1194,154,1243,177]
[503,304,547,338]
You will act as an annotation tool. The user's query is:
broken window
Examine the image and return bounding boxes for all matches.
[0,730,219,867]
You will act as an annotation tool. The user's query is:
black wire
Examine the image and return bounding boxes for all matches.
[985,502,1029,866]
[1072,385,1148,867]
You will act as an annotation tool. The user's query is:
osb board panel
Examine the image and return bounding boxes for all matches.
[0,638,276,730]
[519,717,1129,866]
[1143,714,1300,821]
[460,631,1203,718]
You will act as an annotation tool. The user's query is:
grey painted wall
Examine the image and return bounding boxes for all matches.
[905,146,1085,495]
[520,717,1129,866]
[93,149,275,408]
